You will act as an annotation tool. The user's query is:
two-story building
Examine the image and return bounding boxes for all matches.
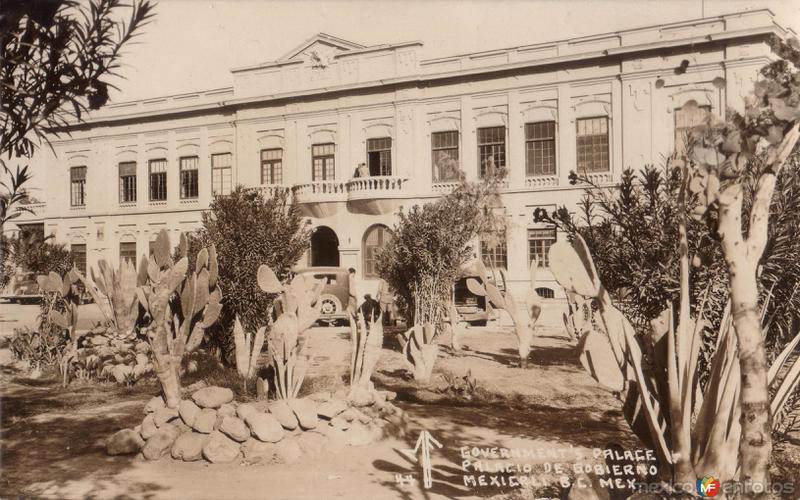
[9,9,795,298]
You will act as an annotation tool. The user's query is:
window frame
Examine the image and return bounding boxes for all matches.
[575,116,610,173]
[362,225,391,278]
[431,130,460,182]
[71,243,87,274]
[477,126,506,179]
[70,166,87,207]
[366,137,392,177]
[311,143,335,181]
[119,241,137,265]
[525,121,557,177]
[674,104,711,155]
[148,158,168,202]
[480,231,508,270]
[118,161,137,204]
[179,156,199,199]
[211,152,233,196]
[260,148,284,185]
[527,227,557,268]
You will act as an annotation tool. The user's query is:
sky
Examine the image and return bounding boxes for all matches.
[107,0,800,103]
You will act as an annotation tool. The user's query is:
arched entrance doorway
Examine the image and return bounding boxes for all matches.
[310,226,340,267]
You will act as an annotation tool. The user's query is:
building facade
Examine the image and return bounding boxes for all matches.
[10,9,795,298]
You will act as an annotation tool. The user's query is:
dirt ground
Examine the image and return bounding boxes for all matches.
[2,300,793,499]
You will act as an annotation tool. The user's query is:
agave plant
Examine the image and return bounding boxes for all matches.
[349,310,383,391]
[397,322,439,383]
[257,264,323,399]
[232,315,266,382]
[73,258,139,336]
[36,268,82,386]
[466,258,541,365]
[136,230,222,408]
[549,232,800,492]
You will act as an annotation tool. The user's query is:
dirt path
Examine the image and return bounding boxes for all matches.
[1,304,637,499]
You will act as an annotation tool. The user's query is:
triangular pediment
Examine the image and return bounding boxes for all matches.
[280,33,365,62]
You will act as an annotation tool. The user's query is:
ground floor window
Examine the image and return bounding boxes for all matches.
[528,228,557,267]
[480,232,507,270]
[363,224,391,278]
[71,244,87,274]
[120,241,137,265]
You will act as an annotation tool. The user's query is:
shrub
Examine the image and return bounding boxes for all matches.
[376,175,505,327]
[181,186,310,359]
[9,325,67,371]
[7,234,74,277]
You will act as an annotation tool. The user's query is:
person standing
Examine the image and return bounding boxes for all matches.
[347,267,358,317]
[377,278,394,326]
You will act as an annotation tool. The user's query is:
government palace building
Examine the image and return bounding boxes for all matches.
[10,9,796,299]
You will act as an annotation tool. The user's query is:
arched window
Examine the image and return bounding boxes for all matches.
[363,225,391,278]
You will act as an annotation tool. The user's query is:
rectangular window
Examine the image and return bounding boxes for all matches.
[149,159,168,201]
[525,121,556,176]
[71,243,87,274]
[576,117,609,173]
[211,153,232,195]
[480,232,508,270]
[119,162,137,203]
[366,137,392,176]
[70,166,86,207]
[431,131,460,182]
[312,143,335,181]
[260,149,283,185]
[674,105,711,155]
[119,242,137,265]
[477,126,506,178]
[528,228,557,268]
[179,156,199,199]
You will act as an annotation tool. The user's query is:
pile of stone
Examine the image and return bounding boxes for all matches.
[75,326,153,384]
[106,385,407,464]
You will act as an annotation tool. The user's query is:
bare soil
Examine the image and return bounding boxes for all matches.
[1,302,796,499]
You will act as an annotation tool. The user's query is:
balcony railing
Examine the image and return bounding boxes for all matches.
[525,175,559,188]
[346,176,410,201]
[292,180,348,204]
[252,184,292,199]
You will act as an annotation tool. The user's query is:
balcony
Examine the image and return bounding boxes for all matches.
[252,184,292,199]
[346,176,410,215]
[292,180,348,218]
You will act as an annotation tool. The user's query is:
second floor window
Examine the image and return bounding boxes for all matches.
[261,149,283,184]
[675,104,711,156]
[312,143,335,181]
[477,126,505,178]
[119,162,137,203]
[576,117,609,173]
[211,153,232,195]
[180,156,199,199]
[525,121,556,176]
[149,159,167,201]
[70,166,86,206]
[366,137,392,176]
[432,131,460,182]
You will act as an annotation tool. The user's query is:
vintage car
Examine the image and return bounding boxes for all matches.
[294,266,352,326]
[1,271,42,304]
[452,263,506,326]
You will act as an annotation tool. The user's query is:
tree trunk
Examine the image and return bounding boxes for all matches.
[730,268,772,496]
[147,324,182,408]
